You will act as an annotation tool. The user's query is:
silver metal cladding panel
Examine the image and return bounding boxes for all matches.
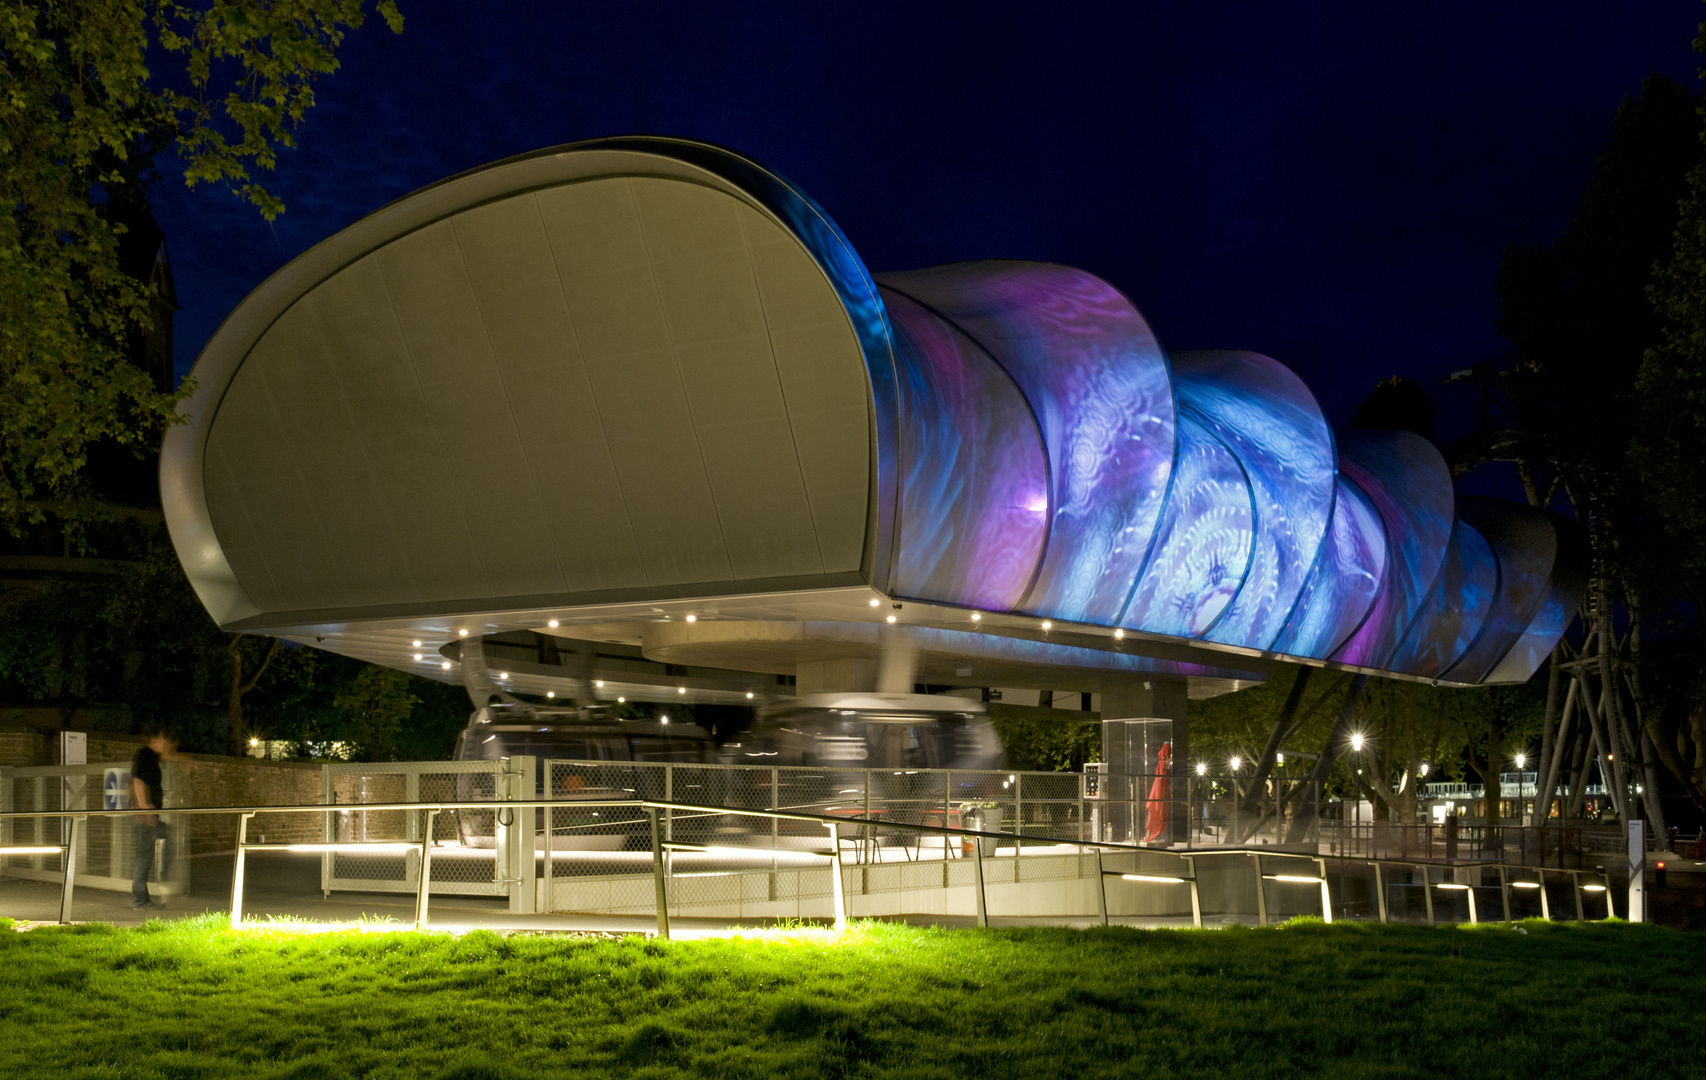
[185,152,873,625]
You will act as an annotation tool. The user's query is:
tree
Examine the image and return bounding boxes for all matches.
[1484,69,1706,827]
[332,664,417,762]
[1348,376,1436,440]
[1,0,402,540]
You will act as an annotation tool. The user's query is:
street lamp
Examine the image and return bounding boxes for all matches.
[1350,732,1364,752]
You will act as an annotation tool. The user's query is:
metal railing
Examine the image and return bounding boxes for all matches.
[0,798,1625,934]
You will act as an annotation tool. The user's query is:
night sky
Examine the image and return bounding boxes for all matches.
[150,1,1703,455]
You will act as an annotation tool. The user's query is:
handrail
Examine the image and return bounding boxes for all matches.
[1,799,1616,932]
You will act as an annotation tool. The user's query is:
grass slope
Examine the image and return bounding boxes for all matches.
[0,916,1700,1079]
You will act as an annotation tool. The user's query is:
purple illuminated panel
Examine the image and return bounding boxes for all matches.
[1169,351,1336,651]
[1271,477,1387,660]
[1122,416,1254,638]
[1330,430,1454,669]
[1443,498,1559,684]
[875,262,1175,625]
[883,288,1048,611]
[1387,520,1497,678]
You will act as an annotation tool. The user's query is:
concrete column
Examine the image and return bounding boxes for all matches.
[1099,675,1188,844]
[795,658,878,695]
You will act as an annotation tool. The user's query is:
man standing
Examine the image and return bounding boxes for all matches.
[130,730,178,910]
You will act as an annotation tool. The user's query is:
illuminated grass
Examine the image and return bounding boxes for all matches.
[0,916,1698,1079]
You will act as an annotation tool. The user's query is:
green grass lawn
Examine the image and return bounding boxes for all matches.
[0,916,1700,1080]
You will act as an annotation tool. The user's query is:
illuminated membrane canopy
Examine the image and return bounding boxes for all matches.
[164,137,1582,690]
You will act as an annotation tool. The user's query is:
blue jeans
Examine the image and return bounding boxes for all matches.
[132,820,166,904]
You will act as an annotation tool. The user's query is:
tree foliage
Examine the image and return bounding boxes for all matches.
[0,0,401,537]
[0,527,466,760]
[1347,376,1436,440]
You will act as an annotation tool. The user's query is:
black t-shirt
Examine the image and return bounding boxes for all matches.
[131,746,163,810]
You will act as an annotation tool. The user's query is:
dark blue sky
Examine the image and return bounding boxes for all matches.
[151,0,1703,450]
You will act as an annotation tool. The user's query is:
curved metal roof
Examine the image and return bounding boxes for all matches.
[164,137,1581,690]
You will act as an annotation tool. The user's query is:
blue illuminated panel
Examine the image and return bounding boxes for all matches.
[1387,520,1497,678]
[883,288,1048,611]
[1443,498,1560,684]
[1330,430,1454,670]
[1121,416,1254,638]
[1271,477,1387,660]
[875,262,1176,625]
[1169,351,1336,651]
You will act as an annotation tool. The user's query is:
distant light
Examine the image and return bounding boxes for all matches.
[678,687,686,694]
[685,614,697,623]
[458,629,468,637]
[441,661,451,670]
[1606,754,1614,761]
[660,716,669,725]
[886,615,897,624]
[1230,756,1242,771]
[1114,628,1125,639]
[546,692,555,699]
[618,697,625,703]
[547,619,559,628]
[1276,753,1285,765]
[746,692,754,699]
[595,680,604,688]
[1195,762,1206,776]
[1041,621,1052,631]
[1008,775,1016,783]
[1350,733,1365,752]
[249,737,258,748]
[869,599,880,607]
[971,612,981,622]
[411,640,421,647]
[1515,753,1526,769]
[1419,763,1430,777]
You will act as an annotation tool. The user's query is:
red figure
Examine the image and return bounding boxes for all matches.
[1143,741,1172,843]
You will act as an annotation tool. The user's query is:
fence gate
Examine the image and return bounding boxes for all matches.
[0,761,190,897]
[321,758,534,907]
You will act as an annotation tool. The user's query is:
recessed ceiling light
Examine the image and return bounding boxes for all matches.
[440,661,451,670]
[547,619,558,628]
[458,629,468,637]
[1041,621,1052,631]
[868,599,880,607]
[618,696,625,703]
[886,614,897,623]
[546,692,555,698]
[685,614,696,623]
[498,672,508,679]
[970,612,981,621]
[413,653,423,661]
[1114,629,1125,639]
[411,640,421,647]
[746,692,754,699]
[595,680,604,688]
[677,687,686,694]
